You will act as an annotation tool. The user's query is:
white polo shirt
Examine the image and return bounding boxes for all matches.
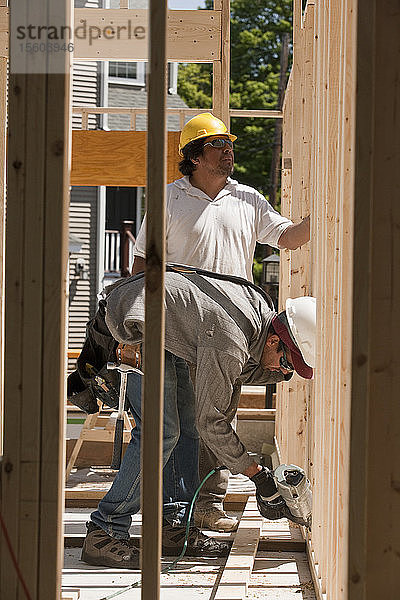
[134,176,292,281]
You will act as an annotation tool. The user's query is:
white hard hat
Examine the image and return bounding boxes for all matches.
[285,297,316,368]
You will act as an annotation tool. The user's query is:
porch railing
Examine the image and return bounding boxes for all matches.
[104,221,135,277]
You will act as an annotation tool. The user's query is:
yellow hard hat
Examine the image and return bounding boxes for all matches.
[178,112,237,156]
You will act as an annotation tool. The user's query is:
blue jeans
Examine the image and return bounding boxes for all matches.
[91,351,200,539]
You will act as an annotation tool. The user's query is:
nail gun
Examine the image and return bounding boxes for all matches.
[273,464,312,529]
[252,463,312,529]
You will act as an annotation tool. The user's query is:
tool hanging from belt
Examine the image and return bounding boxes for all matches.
[107,344,143,469]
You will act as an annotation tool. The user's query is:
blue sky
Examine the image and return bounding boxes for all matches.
[168,1,206,8]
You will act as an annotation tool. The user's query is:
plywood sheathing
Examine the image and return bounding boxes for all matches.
[70,130,181,186]
[277,0,400,599]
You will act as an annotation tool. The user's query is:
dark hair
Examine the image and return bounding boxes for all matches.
[178,138,206,176]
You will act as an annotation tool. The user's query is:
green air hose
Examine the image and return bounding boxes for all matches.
[100,466,227,600]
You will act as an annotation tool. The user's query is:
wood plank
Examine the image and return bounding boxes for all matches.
[64,489,250,510]
[229,109,283,118]
[73,9,221,62]
[214,496,262,600]
[1,3,71,597]
[78,428,132,443]
[276,1,359,597]
[141,2,167,598]
[220,0,230,126]
[349,1,400,599]
[0,7,8,58]
[70,130,181,186]
[236,408,275,421]
[0,56,6,454]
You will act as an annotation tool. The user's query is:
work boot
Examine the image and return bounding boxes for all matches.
[194,507,239,532]
[162,522,231,557]
[81,521,140,569]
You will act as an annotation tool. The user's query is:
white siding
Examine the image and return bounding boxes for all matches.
[72,62,100,130]
[72,1,100,130]
[68,188,98,369]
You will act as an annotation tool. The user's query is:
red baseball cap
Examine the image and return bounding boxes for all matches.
[271,314,313,379]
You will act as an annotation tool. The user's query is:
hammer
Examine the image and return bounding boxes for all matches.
[107,362,142,470]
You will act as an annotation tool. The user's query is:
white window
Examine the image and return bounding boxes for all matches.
[107,62,177,92]
[108,61,146,86]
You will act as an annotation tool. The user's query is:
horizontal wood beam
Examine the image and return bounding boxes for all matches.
[71,107,284,122]
[236,408,275,421]
[230,109,283,119]
[73,106,203,115]
[70,130,181,187]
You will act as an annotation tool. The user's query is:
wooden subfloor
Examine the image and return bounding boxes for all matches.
[63,509,315,600]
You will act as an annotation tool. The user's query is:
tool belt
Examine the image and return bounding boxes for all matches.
[116,343,142,370]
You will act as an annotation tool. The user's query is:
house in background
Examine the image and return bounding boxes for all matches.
[68,0,188,359]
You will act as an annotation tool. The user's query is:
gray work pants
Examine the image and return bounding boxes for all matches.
[196,382,242,510]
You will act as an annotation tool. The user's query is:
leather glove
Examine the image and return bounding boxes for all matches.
[251,467,304,525]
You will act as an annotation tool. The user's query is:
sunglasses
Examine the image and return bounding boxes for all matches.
[203,138,234,150]
[279,344,294,372]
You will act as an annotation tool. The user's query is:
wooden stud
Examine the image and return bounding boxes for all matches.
[219,0,230,126]
[276,1,361,598]
[141,1,167,599]
[0,6,8,58]
[0,56,6,455]
[212,59,222,119]
[1,3,71,599]
[348,1,400,599]
[130,109,136,131]
[81,109,89,130]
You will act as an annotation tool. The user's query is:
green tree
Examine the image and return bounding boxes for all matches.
[177,0,292,202]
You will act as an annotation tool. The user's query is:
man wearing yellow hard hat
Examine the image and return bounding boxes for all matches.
[131,113,310,533]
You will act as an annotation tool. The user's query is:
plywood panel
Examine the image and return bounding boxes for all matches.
[70,130,181,186]
[277,1,358,599]
[73,9,220,62]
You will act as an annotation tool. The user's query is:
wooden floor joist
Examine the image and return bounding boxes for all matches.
[214,495,263,600]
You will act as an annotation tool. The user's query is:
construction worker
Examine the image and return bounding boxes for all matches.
[81,268,315,569]
[131,113,310,533]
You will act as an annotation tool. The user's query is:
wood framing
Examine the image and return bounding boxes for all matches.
[0,6,8,58]
[73,9,220,62]
[277,1,354,598]
[0,7,71,600]
[0,54,6,454]
[349,1,400,598]
[70,131,181,186]
[277,1,400,599]
[215,496,263,600]
[212,0,230,125]
[141,1,167,598]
